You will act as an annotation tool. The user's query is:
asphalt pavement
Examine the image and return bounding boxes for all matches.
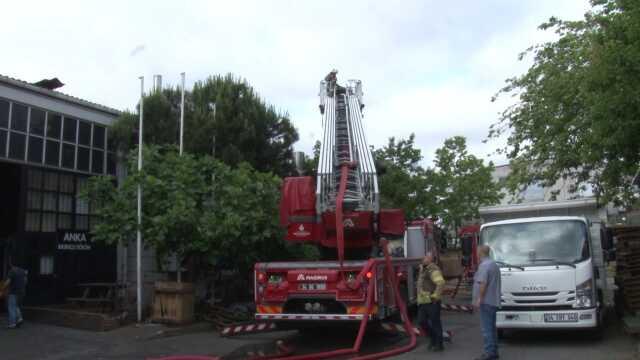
[0,312,638,360]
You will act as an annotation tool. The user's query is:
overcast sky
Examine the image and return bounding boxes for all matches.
[2,0,591,167]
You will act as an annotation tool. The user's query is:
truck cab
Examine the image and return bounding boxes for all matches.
[479,216,611,332]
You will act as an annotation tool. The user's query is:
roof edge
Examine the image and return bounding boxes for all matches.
[0,74,121,116]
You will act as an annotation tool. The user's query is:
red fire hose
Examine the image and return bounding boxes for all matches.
[335,164,350,267]
[267,241,417,360]
[350,240,417,360]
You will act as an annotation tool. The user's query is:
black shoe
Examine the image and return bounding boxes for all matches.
[431,344,444,352]
[16,320,23,328]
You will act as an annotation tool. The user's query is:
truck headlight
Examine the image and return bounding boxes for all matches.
[575,278,594,308]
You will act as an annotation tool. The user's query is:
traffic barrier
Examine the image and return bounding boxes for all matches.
[441,303,474,313]
[220,322,277,337]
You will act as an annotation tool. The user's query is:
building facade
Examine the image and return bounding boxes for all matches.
[479,164,617,223]
[0,75,119,305]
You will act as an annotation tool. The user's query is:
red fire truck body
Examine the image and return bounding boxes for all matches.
[254,75,431,325]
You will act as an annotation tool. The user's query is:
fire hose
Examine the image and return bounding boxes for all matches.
[264,240,417,360]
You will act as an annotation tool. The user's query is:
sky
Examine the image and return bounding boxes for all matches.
[2,0,592,167]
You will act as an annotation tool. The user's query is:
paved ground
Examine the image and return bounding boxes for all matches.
[397,312,639,360]
[1,312,638,359]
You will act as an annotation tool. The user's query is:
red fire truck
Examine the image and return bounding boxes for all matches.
[254,75,435,326]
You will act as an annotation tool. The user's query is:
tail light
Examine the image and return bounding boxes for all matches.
[365,271,373,279]
[257,272,267,284]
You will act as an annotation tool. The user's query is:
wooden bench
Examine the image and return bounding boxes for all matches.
[66,283,119,313]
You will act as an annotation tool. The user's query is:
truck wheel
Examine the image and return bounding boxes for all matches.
[589,320,604,340]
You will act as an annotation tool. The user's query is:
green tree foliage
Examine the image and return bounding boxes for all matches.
[373,134,439,220]
[301,140,321,175]
[82,145,286,277]
[110,74,298,177]
[490,0,640,207]
[433,136,501,230]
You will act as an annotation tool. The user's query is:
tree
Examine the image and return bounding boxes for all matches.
[82,145,286,280]
[110,74,299,177]
[373,134,439,220]
[301,140,321,175]
[490,0,640,207]
[433,136,501,231]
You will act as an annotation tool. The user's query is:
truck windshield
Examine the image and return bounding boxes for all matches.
[480,220,589,266]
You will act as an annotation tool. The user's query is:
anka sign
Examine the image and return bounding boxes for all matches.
[57,231,92,251]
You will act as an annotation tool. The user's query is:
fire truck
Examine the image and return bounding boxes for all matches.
[254,73,436,326]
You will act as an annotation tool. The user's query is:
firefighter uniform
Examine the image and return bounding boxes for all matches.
[417,262,446,350]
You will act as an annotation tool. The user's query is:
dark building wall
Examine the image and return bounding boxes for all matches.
[0,85,120,306]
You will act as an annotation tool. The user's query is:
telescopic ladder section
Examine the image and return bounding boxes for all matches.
[317,78,379,216]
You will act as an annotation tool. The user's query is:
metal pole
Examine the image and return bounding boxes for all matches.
[176,72,186,283]
[179,72,185,155]
[137,76,144,323]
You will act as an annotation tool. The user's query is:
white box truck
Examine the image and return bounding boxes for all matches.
[479,216,612,335]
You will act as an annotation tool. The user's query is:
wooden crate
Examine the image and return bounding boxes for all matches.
[152,281,195,325]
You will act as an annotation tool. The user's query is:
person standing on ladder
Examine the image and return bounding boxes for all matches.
[417,252,446,352]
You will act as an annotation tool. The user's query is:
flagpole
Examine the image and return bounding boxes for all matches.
[137,76,144,323]
[180,72,185,156]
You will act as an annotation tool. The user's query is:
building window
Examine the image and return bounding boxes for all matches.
[30,108,45,136]
[25,168,97,232]
[92,150,104,174]
[520,182,545,202]
[0,98,110,174]
[45,140,60,166]
[28,168,43,188]
[10,103,28,132]
[25,212,41,232]
[39,255,55,275]
[0,129,6,157]
[27,191,42,210]
[0,99,8,128]
[28,136,44,163]
[42,213,56,232]
[77,146,90,172]
[42,192,57,211]
[47,114,62,139]
[78,121,91,146]
[62,143,75,169]
[93,125,105,149]
[63,117,77,143]
[8,132,26,160]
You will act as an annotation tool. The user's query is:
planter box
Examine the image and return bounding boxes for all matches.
[152,281,195,325]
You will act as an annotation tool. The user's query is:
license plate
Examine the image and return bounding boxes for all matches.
[299,283,326,290]
[544,313,578,323]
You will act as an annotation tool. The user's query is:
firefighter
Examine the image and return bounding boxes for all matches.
[417,252,446,351]
[324,69,338,96]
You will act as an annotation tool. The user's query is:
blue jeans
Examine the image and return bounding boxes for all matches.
[7,294,23,326]
[480,304,498,357]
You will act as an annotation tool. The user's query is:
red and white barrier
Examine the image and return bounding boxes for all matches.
[220,322,277,337]
[441,303,474,313]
